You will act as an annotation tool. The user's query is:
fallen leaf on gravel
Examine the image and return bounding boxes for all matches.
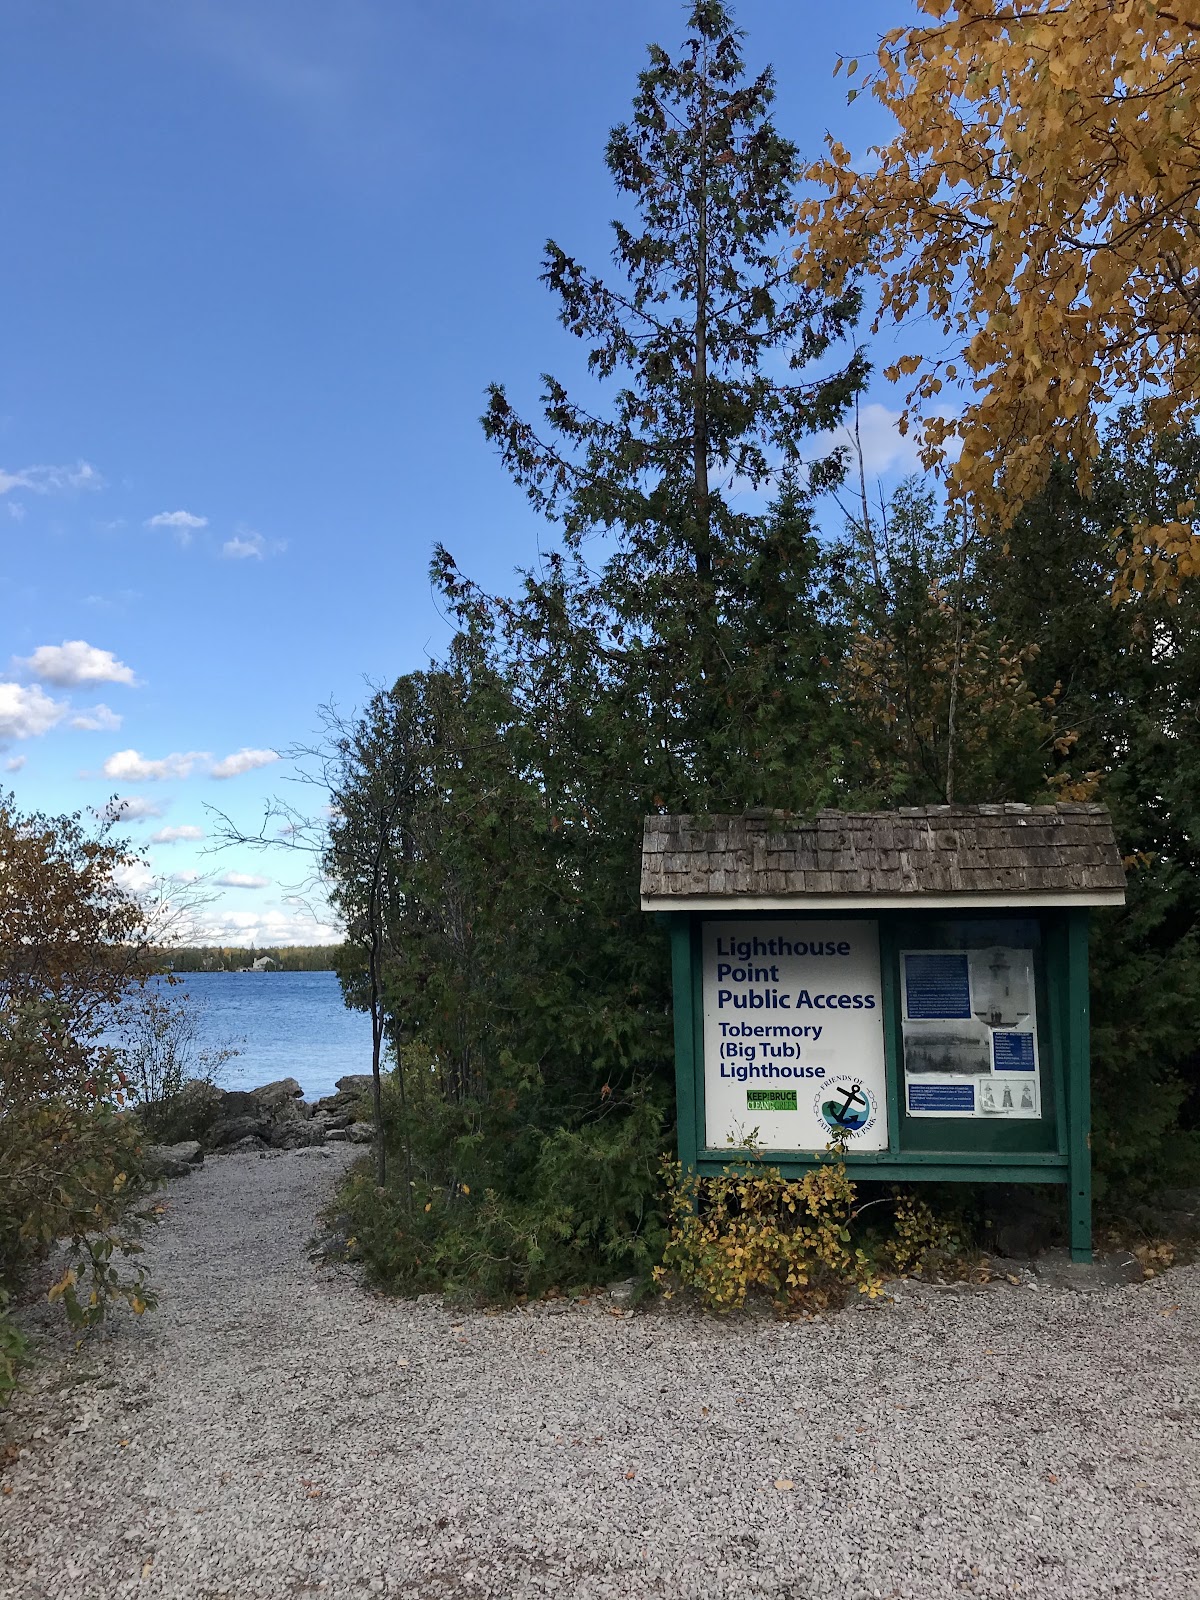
[701,1407,710,1416]
[774,1479,794,1491]
[119,1439,130,1448]
[1045,1473,1059,1484]
[624,1470,636,1480]
[2,1486,12,1495]
[140,1561,153,1579]
[1161,1306,1179,1316]
[396,1359,409,1368]
[308,1489,323,1498]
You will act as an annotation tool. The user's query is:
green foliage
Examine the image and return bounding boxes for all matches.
[0,1001,159,1330]
[975,404,1200,1198]
[323,11,1200,1296]
[831,479,1058,806]
[1,795,162,1332]
[333,1060,665,1302]
[158,944,342,972]
[327,2,874,1297]
[0,1290,29,1409]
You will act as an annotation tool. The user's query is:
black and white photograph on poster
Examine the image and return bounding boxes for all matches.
[902,947,1042,1120]
[900,1020,992,1076]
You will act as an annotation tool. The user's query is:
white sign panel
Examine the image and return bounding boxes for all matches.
[702,920,888,1152]
[901,947,1042,1119]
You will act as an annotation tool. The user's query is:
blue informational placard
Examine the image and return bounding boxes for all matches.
[992,1031,1036,1071]
[907,1082,975,1113]
[904,953,971,1020]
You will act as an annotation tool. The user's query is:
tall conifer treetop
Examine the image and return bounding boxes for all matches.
[482,1,865,570]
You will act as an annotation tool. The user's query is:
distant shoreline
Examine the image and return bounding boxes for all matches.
[151,944,346,974]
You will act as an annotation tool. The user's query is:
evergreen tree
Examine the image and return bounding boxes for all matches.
[476,0,865,810]
[330,2,871,1297]
[974,407,1200,1197]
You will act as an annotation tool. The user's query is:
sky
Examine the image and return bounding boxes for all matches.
[1,0,920,945]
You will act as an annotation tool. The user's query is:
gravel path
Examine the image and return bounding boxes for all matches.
[1,1149,1197,1600]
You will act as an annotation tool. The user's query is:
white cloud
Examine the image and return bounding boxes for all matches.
[0,682,67,742]
[114,859,155,895]
[0,460,103,497]
[145,509,207,545]
[69,704,123,732]
[214,871,271,889]
[103,748,205,781]
[807,402,925,479]
[170,868,201,884]
[221,529,286,561]
[5,754,27,773]
[107,795,165,821]
[211,747,280,780]
[151,824,205,844]
[193,905,342,947]
[222,533,264,560]
[17,639,137,687]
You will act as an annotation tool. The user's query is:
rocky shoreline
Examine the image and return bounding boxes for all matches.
[141,1074,375,1178]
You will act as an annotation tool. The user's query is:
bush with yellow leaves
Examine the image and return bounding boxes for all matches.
[656,1155,974,1314]
[655,1153,884,1313]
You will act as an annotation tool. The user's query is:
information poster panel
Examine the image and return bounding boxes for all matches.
[901,947,1041,1119]
[702,920,888,1152]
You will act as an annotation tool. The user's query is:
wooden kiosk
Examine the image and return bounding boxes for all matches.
[641,804,1126,1262]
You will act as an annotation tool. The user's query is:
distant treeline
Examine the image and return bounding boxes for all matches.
[156,945,344,972]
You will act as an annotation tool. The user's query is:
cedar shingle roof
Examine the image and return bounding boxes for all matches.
[640,804,1125,908]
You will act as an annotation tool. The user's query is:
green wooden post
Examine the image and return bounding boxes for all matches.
[670,912,699,1173]
[878,918,903,1152]
[1066,908,1092,1262]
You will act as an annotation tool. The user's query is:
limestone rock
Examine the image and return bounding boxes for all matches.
[346,1122,375,1145]
[225,1134,267,1155]
[251,1078,309,1118]
[142,1141,204,1179]
[312,1110,353,1132]
[271,1119,327,1150]
[207,1112,273,1149]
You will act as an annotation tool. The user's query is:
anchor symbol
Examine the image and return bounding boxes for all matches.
[830,1082,868,1126]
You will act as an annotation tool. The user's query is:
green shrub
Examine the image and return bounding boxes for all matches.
[0,1290,29,1408]
[332,1058,665,1302]
[0,1002,159,1330]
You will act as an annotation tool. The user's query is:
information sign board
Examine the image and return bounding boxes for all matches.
[901,947,1041,1119]
[701,919,888,1152]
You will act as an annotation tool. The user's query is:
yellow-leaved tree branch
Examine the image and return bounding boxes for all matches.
[793,0,1200,598]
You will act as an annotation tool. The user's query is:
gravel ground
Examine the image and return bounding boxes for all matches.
[1,1149,1198,1600]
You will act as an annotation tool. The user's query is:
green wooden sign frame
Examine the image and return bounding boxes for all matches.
[665,906,1093,1261]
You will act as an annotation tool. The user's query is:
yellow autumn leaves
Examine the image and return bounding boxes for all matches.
[794,0,1200,597]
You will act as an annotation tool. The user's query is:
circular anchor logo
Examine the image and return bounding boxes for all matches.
[814,1078,878,1141]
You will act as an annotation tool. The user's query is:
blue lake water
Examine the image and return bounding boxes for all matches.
[162,971,374,1102]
